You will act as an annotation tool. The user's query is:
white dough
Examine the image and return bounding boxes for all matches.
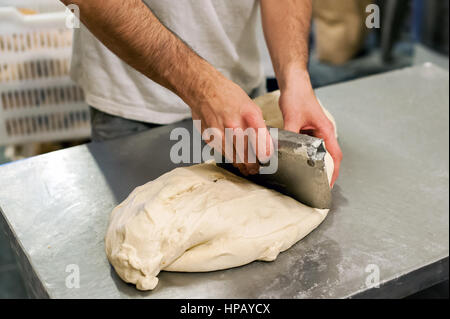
[105,92,336,291]
[105,162,331,291]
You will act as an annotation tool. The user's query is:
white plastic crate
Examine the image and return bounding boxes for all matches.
[0,0,66,13]
[0,6,90,146]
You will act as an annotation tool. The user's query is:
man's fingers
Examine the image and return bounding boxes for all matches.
[200,104,275,176]
[235,129,259,175]
[256,126,274,164]
[283,111,303,133]
[320,128,342,187]
[221,123,252,176]
[222,127,235,164]
[284,121,301,133]
[235,162,249,176]
[232,141,250,176]
[243,134,260,175]
[243,109,274,167]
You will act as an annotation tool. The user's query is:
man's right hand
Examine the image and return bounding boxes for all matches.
[60,0,273,173]
[190,78,274,176]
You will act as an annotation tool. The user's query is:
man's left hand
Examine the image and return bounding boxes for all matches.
[279,72,342,187]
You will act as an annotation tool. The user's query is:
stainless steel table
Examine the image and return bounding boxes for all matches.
[0,64,448,298]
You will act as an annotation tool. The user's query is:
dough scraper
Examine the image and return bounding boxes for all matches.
[218,128,332,209]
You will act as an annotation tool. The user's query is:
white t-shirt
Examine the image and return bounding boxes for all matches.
[70,0,264,124]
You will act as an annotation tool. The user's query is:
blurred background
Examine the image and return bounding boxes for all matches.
[0,0,448,298]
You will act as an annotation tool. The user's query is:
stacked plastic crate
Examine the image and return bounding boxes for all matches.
[0,4,90,146]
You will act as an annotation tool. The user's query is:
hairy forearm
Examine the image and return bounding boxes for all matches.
[60,0,224,107]
[260,0,312,91]
[261,1,342,184]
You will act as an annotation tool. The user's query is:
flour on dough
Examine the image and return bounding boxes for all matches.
[105,92,336,291]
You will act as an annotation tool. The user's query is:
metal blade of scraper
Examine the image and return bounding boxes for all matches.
[218,128,332,209]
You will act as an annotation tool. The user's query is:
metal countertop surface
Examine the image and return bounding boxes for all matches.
[0,64,448,298]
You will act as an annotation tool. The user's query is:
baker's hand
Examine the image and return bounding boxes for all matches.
[191,79,273,176]
[279,72,342,187]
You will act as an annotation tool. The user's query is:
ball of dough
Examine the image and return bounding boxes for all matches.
[105,162,331,291]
